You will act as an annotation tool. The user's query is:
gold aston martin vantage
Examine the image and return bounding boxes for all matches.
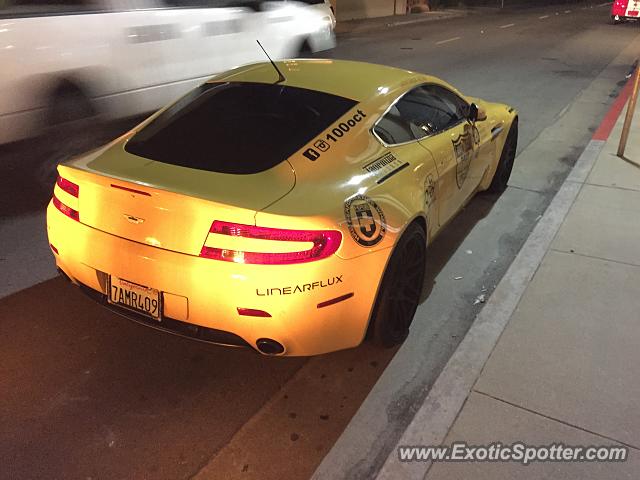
[47,59,518,356]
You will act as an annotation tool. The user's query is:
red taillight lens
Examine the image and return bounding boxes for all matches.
[52,194,79,221]
[56,175,79,197]
[53,175,80,221]
[200,221,342,265]
[237,308,272,317]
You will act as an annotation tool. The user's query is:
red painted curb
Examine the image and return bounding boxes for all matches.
[592,76,634,141]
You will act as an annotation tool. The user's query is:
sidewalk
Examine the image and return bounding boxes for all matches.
[377,80,640,477]
[428,98,640,479]
[335,9,468,35]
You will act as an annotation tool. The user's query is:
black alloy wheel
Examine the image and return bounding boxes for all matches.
[368,222,427,348]
[486,119,518,194]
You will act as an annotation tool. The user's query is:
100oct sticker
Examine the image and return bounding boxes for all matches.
[303,110,367,161]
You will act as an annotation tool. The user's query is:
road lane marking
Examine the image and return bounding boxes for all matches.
[435,36,461,45]
[598,1,613,6]
[499,23,515,28]
[539,14,549,19]
[564,10,571,13]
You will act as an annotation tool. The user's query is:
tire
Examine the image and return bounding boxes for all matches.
[486,119,518,194]
[368,222,427,348]
[611,15,622,24]
[297,39,312,57]
[35,87,96,189]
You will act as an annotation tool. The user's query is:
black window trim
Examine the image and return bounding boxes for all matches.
[371,82,470,148]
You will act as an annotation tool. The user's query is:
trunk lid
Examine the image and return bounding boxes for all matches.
[61,141,295,256]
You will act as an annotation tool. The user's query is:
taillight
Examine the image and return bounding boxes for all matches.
[53,175,80,221]
[56,175,79,197]
[200,221,342,265]
[52,194,79,221]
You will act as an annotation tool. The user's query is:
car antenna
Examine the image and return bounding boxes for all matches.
[256,40,286,84]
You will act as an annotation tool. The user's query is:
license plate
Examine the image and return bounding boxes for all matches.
[108,276,161,320]
[629,10,639,16]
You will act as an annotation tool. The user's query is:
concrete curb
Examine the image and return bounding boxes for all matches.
[310,25,640,480]
[375,144,600,480]
[373,65,636,480]
[335,10,468,36]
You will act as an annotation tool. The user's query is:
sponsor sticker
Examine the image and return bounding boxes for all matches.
[344,194,386,247]
[362,152,410,184]
[452,125,480,188]
[302,109,367,161]
[425,174,436,207]
[303,147,321,161]
[256,275,343,296]
[363,152,402,174]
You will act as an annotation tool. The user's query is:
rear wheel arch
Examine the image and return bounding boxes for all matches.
[409,214,428,239]
[485,116,518,194]
[364,216,428,347]
[45,76,96,125]
[35,75,101,189]
[297,38,313,57]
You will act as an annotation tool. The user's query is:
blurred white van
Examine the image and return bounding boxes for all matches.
[0,0,335,145]
[294,0,335,28]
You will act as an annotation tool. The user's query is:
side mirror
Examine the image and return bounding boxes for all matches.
[468,103,487,122]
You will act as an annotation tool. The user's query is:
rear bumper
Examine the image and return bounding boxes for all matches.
[68,274,251,348]
[47,202,391,356]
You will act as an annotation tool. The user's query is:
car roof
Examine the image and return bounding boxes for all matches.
[206,59,432,103]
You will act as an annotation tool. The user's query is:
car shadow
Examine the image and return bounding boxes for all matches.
[419,192,498,302]
[0,276,397,480]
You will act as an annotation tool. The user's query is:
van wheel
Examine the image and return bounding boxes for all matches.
[486,120,518,194]
[36,87,96,189]
[368,223,426,348]
[297,39,312,57]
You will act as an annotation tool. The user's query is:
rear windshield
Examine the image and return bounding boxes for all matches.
[125,82,358,174]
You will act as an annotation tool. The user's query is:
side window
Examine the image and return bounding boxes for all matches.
[373,105,417,145]
[427,85,470,124]
[396,85,469,137]
[373,84,470,146]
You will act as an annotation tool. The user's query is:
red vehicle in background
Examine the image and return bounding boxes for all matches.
[612,0,640,23]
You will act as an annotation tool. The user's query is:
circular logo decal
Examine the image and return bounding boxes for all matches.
[344,195,386,247]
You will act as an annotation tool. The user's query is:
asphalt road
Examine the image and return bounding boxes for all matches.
[1,3,639,480]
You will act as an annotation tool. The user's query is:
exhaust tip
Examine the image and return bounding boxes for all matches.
[256,338,285,355]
